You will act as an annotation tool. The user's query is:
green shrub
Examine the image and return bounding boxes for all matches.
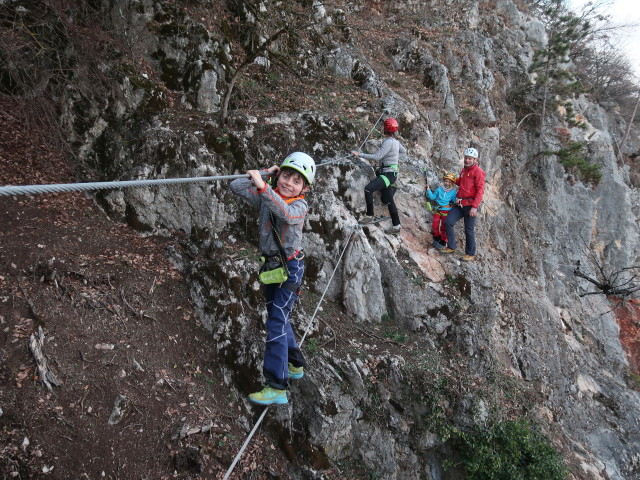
[545,142,602,185]
[451,419,567,480]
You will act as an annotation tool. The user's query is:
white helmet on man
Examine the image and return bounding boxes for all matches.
[463,147,479,159]
[280,152,316,185]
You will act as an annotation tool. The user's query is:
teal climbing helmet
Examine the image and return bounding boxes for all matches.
[280,152,316,185]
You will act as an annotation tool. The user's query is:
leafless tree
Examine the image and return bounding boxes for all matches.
[219,0,317,124]
[573,257,640,300]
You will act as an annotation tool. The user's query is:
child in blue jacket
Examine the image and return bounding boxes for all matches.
[426,172,457,249]
[230,152,316,406]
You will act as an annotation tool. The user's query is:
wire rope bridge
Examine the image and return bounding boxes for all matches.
[0,173,272,197]
[0,167,363,478]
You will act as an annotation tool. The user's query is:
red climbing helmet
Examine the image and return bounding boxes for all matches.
[383,118,399,134]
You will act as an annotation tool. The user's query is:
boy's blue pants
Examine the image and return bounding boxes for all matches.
[262,257,306,390]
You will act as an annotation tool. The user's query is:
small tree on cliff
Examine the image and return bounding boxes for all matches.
[528,0,591,129]
[219,0,316,124]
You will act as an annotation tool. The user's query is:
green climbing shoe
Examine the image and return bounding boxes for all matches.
[288,363,304,379]
[248,386,288,405]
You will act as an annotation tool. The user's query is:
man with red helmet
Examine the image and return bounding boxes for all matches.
[351,117,406,235]
[441,147,485,261]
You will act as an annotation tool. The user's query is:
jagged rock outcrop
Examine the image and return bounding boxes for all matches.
[7,0,639,478]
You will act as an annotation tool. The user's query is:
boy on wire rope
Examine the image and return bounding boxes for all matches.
[230,152,316,405]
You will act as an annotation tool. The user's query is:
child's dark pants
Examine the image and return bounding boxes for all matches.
[262,256,306,390]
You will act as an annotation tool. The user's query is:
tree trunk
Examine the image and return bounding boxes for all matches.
[617,92,640,163]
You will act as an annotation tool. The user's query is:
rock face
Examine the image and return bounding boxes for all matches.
[9,0,639,478]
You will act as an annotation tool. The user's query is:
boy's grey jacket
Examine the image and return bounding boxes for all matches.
[230,178,308,258]
[359,137,406,169]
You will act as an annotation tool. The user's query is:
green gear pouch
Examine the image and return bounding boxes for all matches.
[258,256,289,285]
[259,266,289,284]
[380,175,391,188]
[425,201,433,212]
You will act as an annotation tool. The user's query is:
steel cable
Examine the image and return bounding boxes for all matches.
[0,173,276,197]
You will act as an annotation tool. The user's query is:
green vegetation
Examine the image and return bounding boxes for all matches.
[444,274,460,287]
[515,1,606,187]
[628,371,640,392]
[529,0,591,128]
[544,142,602,184]
[402,266,426,287]
[382,327,406,343]
[448,419,567,480]
[379,313,406,343]
[563,101,586,129]
[337,458,379,479]
[305,337,319,355]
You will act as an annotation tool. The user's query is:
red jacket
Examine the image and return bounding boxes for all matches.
[456,163,485,208]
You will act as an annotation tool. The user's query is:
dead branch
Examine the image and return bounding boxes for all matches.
[17,279,45,327]
[29,326,61,391]
[354,325,407,349]
[176,420,227,439]
[574,265,640,298]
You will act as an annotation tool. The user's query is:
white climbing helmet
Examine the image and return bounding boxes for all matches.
[280,152,316,185]
[463,147,479,159]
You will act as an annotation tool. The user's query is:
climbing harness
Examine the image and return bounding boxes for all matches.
[455,198,483,213]
[222,226,358,480]
[432,205,453,215]
[377,166,398,175]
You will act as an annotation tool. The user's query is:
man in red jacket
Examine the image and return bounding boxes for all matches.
[441,147,485,261]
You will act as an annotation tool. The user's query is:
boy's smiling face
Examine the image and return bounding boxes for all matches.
[443,178,454,188]
[277,168,308,198]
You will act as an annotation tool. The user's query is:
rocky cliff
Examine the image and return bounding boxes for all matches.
[2,0,639,478]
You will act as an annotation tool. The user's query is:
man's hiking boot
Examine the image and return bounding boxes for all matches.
[249,386,288,405]
[385,225,401,235]
[462,255,475,262]
[440,247,456,254]
[288,363,304,379]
